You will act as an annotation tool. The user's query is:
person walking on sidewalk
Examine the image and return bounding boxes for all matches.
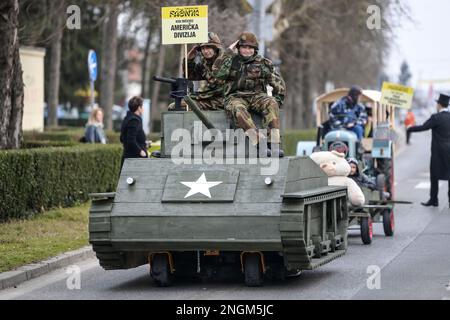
[408,94,450,208]
[404,110,416,145]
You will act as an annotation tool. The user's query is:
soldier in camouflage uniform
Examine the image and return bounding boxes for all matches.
[168,32,225,111]
[212,32,286,156]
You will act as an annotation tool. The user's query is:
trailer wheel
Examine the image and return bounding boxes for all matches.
[151,254,172,287]
[360,217,373,245]
[244,254,263,287]
[383,209,395,237]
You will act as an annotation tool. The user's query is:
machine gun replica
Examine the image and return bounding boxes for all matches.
[153,76,215,129]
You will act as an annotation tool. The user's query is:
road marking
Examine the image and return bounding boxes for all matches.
[414,181,444,189]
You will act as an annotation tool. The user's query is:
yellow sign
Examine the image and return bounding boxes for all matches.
[161,6,208,45]
[380,82,415,109]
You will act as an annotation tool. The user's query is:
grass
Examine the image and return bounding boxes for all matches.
[0,204,89,273]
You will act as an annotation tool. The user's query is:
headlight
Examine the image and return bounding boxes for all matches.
[126,177,135,185]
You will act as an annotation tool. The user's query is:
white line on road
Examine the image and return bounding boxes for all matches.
[414,181,444,189]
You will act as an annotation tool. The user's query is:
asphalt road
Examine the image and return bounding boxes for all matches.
[1,129,450,300]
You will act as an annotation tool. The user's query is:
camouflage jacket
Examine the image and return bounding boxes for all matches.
[212,50,286,106]
[184,52,225,100]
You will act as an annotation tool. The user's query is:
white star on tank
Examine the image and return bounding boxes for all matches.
[180,173,223,199]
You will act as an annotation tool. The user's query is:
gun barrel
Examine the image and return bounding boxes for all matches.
[371,200,413,205]
[184,95,216,130]
[153,76,177,85]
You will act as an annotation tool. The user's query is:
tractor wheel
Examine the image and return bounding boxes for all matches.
[360,217,373,245]
[151,254,172,287]
[244,253,263,287]
[383,209,395,237]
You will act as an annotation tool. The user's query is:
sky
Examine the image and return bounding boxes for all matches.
[387,0,450,90]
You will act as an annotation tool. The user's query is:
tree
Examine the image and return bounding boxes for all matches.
[58,1,104,109]
[269,0,410,129]
[150,44,166,132]
[47,0,66,128]
[99,0,120,130]
[0,0,24,150]
[398,61,412,86]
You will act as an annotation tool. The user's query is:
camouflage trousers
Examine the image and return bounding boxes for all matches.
[226,93,280,144]
[168,95,224,111]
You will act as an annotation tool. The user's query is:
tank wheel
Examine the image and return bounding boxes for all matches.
[151,254,172,287]
[360,217,373,245]
[383,209,395,237]
[244,253,263,287]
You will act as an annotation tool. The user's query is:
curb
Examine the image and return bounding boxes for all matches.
[0,246,95,290]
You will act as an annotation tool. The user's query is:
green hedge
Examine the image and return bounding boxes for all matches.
[23,129,122,144]
[44,118,123,132]
[22,140,78,149]
[0,144,122,221]
[23,129,161,145]
[283,129,317,156]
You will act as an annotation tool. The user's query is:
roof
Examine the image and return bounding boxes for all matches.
[316,88,382,104]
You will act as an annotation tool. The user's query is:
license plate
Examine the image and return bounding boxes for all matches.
[204,250,220,256]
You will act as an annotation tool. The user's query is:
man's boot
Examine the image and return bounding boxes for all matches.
[421,199,439,207]
[246,129,269,158]
[267,128,284,157]
[268,143,284,158]
[257,136,272,158]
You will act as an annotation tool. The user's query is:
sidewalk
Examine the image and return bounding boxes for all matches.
[0,246,94,290]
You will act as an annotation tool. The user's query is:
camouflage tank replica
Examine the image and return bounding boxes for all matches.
[89,77,349,287]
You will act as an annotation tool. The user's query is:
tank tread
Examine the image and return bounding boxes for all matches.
[92,244,127,270]
[280,207,311,270]
[308,250,346,270]
[280,192,348,270]
[89,197,113,245]
[89,195,128,270]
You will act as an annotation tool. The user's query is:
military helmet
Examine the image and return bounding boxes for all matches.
[198,32,222,50]
[237,31,259,49]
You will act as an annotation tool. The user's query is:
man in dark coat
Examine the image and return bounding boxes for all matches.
[408,93,450,207]
[120,96,148,169]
